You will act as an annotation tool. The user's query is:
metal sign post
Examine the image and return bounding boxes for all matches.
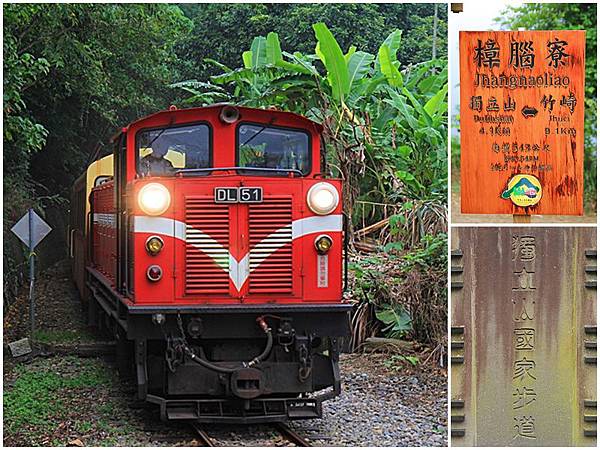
[28,208,35,338]
[10,208,52,341]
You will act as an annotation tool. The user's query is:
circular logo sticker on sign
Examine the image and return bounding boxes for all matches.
[501,174,542,207]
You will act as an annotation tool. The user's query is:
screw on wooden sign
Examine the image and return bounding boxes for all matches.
[10,208,52,340]
[459,31,585,215]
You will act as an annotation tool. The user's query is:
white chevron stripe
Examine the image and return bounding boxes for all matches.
[230,254,250,292]
[292,215,343,238]
[133,214,343,291]
[250,225,292,270]
[185,225,229,270]
[134,216,186,241]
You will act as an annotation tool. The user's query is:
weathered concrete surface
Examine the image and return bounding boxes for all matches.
[451,227,596,446]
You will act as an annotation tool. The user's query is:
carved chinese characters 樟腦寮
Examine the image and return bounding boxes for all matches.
[509,41,535,68]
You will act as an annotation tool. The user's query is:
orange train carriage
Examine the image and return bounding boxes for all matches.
[69,105,351,423]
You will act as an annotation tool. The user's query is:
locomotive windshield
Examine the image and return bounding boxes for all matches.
[136,123,210,176]
[236,124,310,176]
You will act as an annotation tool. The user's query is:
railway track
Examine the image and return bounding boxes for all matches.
[189,422,312,447]
[273,422,312,446]
[190,423,215,447]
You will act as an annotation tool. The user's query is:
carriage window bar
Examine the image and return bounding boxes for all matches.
[136,123,211,177]
[236,123,310,176]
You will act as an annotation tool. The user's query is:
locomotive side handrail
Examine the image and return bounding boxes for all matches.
[174,166,303,176]
[69,228,76,258]
[343,213,349,292]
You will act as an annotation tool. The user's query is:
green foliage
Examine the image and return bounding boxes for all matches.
[378,45,403,88]
[177,4,448,82]
[313,22,351,103]
[349,255,387,305]
[496,3,597,211]
[349,232,447,345]
[174,26,448,231]
[384,354,420,370]
[3,27,50,179]
[75,421,94,434]
[401,232,447,268]
[3,3,192,197]
[375,304,412,338]
[32,328,93,344]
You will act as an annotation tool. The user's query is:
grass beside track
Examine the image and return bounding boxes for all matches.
[3,356,132,446]
[32,329,95,344]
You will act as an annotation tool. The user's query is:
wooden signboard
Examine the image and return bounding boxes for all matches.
[460,31,585,215]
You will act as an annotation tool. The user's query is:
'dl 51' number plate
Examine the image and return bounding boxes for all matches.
[214,187,263,203]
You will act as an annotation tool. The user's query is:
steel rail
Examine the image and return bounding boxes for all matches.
[190,423,215,447]
[274,422,312,447]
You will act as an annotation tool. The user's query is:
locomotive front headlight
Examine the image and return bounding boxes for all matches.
[307,182,339,215]
[315,234,333,254]
[145,236,164,256]
[138,183,171,216]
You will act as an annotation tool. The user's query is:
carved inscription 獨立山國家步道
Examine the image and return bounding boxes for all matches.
[511,235,537,440]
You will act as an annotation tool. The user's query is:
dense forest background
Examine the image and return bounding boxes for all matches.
[4,3,447,200]
[4,4,448,354]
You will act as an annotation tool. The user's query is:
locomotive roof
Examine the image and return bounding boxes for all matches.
[112,105,323,143]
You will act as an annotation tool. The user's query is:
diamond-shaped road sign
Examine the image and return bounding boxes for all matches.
[10,209,52,250]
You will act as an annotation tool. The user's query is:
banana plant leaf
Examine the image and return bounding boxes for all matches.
[313,22,350,103]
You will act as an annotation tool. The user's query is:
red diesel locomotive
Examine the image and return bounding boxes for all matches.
[69,105,351,423]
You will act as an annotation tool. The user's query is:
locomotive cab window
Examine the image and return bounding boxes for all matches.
[236,123,310,176]
[136,123,211,177]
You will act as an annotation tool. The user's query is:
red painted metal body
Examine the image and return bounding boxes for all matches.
[91,182,117,282]
[89,106,343,307]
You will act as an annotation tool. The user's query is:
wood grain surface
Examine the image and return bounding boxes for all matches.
[460,31,585,215]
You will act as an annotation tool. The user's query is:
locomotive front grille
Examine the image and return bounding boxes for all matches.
[185,197,230,295]
[248,196,293,294]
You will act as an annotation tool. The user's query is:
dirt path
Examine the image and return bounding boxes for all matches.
[4,260,94,345]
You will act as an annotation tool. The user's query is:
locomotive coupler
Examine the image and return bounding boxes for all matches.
[230,367,264,399]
